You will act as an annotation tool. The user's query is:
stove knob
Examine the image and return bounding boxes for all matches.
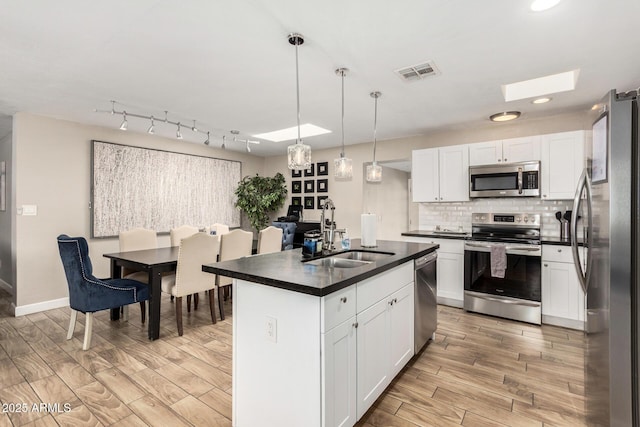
[524,216,529,223]
[516,217,522,222]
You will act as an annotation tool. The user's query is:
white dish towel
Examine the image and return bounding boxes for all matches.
[490,244,507,278]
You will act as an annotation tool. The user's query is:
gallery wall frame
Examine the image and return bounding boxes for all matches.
[91,140,241,238]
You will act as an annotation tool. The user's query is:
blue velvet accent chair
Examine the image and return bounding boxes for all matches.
[272,221,297,250]
[57,234,149,350]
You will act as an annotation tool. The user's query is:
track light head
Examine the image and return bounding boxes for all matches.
[192,120,198,132]
[176,123,183,139]
[119,112,128,131]
[147,116,155,134]
[246,141,251,153]
[221,135,226,149]
[204,131,210,145]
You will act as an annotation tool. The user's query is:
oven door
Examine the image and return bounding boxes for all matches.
[463,241,542,324]
[464,241,541,300]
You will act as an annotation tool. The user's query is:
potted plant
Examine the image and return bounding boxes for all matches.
[235,172,288,233]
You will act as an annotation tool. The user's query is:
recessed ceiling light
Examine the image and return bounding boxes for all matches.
[532,97,552,104]
[531,0,561,12]
[253,123,331,142]
[502,69,579,102]
[490,111,521,122]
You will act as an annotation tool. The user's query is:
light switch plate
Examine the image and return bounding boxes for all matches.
[21,205,38,216]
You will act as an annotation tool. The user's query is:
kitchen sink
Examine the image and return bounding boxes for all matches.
[305,257,371,268]
[304,250,394,268]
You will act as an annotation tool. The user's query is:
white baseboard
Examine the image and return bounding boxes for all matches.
[542,314,585,331]
[437,296,463,308]
[14,297,69,317]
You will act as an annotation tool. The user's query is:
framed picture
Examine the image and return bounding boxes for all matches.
[317,161,329,176]
[317,179,328,193]
[304,164,315,177]
[291,169,302,178]
[591,112,608,184]
[292,180,302,193]
[292,197,302,206]
[304,196,315,210]
[317,195,328,209]
[304,180,315,193]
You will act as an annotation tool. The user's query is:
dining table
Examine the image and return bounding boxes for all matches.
[103,246,180,340]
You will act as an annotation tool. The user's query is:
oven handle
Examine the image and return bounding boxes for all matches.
[518,167,523,195]
[464,242,540,252]
[466,292,541,307]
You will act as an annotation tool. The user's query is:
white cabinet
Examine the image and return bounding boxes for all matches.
[322,317,357,427]
[356,281,414,419]
[412,145,469,202]
[541,245,585,330]
[401,237,464,307]
[541,131,585,200]
[469,136,541,166]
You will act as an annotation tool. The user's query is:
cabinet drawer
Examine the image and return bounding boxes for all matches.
[357,262,413,313]
[321,285,356,333]
[542,245,584,263]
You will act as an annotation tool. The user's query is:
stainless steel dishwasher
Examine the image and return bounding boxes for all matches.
[415,252,437,353]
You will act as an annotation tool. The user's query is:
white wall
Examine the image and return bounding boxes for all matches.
[13,113,265,311]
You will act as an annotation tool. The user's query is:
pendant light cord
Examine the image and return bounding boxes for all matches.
[372,93,379,163]
[340,70,345,157]
[295,41,301,144]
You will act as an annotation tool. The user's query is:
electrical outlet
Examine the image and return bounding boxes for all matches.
[265,316,277,343]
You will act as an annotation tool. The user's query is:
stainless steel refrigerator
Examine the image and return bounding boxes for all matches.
[571,89,638,426]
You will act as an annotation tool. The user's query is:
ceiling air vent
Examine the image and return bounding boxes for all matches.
[395,61,439,82]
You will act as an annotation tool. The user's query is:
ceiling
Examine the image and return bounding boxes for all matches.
[1,1,639,156]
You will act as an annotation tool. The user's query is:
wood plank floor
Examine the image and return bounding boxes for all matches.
[0,288,587,426]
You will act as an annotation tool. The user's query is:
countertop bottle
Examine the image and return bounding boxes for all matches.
[341,228,351,250]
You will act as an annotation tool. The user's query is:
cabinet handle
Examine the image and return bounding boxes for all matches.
[557,249,562,253]
[389,300,394,306]
[543,195,547,198]
[544,263,548,267]
[504,158,507,162]
[353,322,359,329]
[340,297,347,303]
[434,197,438,200]
[498,159,502,162]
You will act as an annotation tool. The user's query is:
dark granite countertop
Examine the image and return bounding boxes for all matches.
[202,239,438,297]
[402,230,469,240]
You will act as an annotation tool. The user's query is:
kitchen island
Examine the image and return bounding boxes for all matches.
[203,239,437,427]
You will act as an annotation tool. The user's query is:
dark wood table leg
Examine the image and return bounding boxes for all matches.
[110,259,122,321]
[148,268,162,340]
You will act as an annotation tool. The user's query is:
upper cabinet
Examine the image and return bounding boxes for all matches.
[541,131,585,200]
[412,145,469,203]
[469,136,541,166]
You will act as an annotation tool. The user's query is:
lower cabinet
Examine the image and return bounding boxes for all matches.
[322,317,357,427]
[355,282,414,419]
[541,245,585,330]
[321,263,415,426]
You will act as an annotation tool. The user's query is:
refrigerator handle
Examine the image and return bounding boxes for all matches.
[571,168,594,294]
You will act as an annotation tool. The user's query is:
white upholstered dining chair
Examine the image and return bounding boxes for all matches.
[257,226,283,254]
[217,229,253,320]
[118,228,158,284]
[170,225,199,247]
[160,233,220,335]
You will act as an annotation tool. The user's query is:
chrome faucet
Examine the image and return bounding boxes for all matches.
[320,198,336,251]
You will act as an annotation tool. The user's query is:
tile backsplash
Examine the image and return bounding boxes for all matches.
[418,198,574,237]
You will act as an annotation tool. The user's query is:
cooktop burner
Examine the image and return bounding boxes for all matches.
[470,212,541,244]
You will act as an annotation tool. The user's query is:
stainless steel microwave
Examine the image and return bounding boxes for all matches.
[469,161,540,198]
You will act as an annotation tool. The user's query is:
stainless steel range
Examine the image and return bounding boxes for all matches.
[464,212,542,324]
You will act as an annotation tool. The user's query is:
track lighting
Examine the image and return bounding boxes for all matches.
[119,112,128,131]
[96,100,260,151]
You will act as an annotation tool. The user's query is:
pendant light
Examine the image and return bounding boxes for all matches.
[366,92,382,182]
[287,33,312,170]
[334,68,353,179]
